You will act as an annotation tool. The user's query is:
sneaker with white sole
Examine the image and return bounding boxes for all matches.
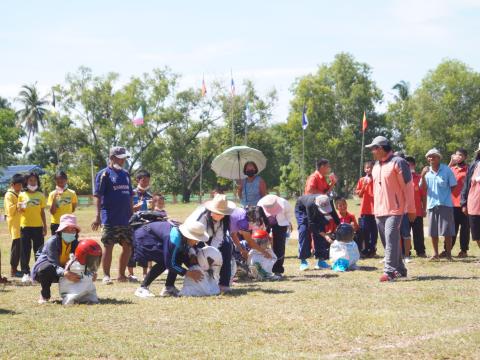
[21,273,32,284]
[314,260,330,269]
[135,287,155,298]
[37,297,49,304]
[102,276,113,285]
[160,286,180,297]
[299,259,309,271]
[127,274,139,282]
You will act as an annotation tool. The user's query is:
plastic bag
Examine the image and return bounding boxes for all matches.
[329,240,360,272]
[58,257,99,305]
[247,249,277,280]
[179,265,220,297]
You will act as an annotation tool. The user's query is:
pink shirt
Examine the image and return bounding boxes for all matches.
[372,153,416,217]
[467,165,480,215]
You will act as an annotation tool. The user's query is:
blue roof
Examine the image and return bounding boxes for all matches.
[0,165,45,184]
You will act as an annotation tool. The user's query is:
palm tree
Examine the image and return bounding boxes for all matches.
[392,80,410,101]
[16,84,49,152]
[0,96,10,109]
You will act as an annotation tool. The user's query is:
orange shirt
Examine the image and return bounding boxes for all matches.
[450,164,467,207]
[412,172,425,217]
[355,176,374,215]
[305,171,329,195]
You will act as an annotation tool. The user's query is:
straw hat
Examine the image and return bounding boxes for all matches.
[204,194,236,215]
[425,148,442,159]
[179,220,209,243]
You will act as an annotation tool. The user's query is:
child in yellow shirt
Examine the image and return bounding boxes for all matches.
[47,171,78,234]
[3,173,24,278]
[18,172,47,283]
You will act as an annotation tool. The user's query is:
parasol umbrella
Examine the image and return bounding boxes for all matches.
[211,146,267,180]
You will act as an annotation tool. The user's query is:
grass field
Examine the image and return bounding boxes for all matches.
[1,201,480,359]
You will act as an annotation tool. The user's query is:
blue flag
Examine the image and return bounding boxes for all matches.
[302,105,308,130]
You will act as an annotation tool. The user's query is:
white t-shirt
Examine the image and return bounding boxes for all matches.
[186,206,227,248]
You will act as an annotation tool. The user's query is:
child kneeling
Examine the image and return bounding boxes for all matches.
[247,230,279,281]
[329,223,360,272]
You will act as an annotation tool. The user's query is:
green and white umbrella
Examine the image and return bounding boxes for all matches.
[211,146,267,180]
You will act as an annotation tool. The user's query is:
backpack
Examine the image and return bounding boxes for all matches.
[129,210,170,230]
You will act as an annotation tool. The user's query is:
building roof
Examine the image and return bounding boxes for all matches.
[0,165,45,184]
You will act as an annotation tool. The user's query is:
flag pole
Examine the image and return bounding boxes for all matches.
[90,153,95,196]
[199,137,203,203]
[302,126,305,195]
[359,111,366,178]
[230,69,235,146]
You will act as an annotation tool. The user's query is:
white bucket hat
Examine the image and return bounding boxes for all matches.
[425,148,442,159]
[179,220,209,243]
[204,194,236,215]
[315,194,332,214]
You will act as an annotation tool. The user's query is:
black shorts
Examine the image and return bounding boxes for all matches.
[469,215,480,240]
[101,225,133,246]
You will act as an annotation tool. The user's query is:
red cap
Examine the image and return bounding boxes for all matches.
[252,229,269,239]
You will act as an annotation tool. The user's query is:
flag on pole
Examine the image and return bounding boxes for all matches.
[245,102,252,124]
[302,104,309,130]
[201,76,207,97]
[362,111,367,133]
[230,69,235,97]
[133,106,144,126]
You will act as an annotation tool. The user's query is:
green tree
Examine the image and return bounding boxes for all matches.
[15,84,49,153]
[284,53,385,196]
[0,109,24,167]
[399,60,480,164]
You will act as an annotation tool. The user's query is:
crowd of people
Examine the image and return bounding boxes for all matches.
[1,137,480,302]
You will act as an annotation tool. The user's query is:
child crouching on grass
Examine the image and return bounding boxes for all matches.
[330,223,360,272]
[334,198,362,254]
[246,229,279,281]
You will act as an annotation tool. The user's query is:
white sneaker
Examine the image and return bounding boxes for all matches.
[21,273,32,284]
[160,286,180,297]
[135,287,155,298]
[405,257,412,263]
[102,276,113,285]
[37,297,48,304]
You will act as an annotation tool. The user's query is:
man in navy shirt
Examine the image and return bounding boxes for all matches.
[91,146,134,285]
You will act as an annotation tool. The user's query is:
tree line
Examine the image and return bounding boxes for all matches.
[1,53,479,201]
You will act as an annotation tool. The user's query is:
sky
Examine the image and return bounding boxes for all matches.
[1,0,479,122]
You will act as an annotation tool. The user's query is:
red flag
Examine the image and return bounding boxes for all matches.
[362,111,367,133]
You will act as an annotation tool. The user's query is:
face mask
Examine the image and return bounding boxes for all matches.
[245,170,256,177]
[62,232,76,244]
[56,184,68,193]
[112,163,123,170]
[27,185,38,192]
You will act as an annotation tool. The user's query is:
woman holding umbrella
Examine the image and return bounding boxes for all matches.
[237,161,268,207]
[211,146,268,207]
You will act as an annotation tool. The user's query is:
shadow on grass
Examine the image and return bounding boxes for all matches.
[357,266,378,272]
[229,286,294,297]
[405,275,480,282]
[0,309,18,315]
[49,297,134,305]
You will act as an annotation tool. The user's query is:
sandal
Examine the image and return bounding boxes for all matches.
[429,255,440,262]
